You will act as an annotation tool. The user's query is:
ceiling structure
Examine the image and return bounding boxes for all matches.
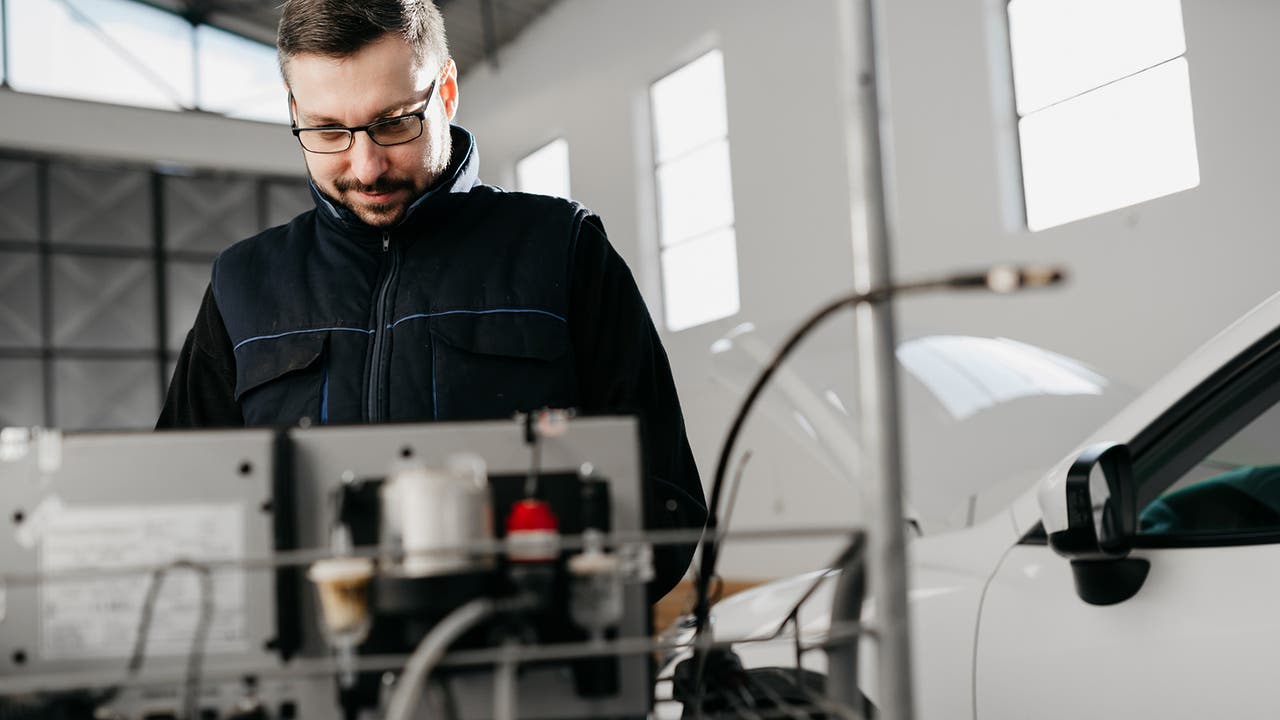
[139,0,562,77]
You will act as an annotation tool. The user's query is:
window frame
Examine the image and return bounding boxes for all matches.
[648,48,741,333]
[1005,0,1198,232]
[1125,326,1280,548]
[514,137,572,200]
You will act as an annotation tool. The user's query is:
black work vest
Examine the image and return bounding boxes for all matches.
[211,128,582,426]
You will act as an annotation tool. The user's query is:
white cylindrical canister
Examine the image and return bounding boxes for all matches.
[382,455,490,577]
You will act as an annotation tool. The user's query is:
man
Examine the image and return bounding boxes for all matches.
[158,0,706,602]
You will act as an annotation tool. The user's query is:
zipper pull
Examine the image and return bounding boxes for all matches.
[382,232,390,252]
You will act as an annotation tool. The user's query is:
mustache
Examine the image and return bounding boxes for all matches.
[333,176,415,195]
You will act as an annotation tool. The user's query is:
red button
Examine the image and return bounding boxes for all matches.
[506,498,559,532]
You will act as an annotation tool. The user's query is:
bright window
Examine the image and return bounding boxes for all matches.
[3,0,285,123]
[515,138,571,199]
[650,50,740,332]
[1008,0,1199,231]
[196,24,288,124]
[8,0,195,110]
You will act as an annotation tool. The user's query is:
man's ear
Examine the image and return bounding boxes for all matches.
[439,57,460,121]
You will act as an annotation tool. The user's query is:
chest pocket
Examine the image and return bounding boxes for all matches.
[427,312,576,421]
[233,333,328,427]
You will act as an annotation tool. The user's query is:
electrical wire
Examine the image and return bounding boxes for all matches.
[126,559,214,720]
[716,450,753,549]
[776,533,866,641]
[691,265,1065,706]
[384,598,495,720]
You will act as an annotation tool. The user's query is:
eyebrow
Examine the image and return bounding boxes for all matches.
[302,93,423,126]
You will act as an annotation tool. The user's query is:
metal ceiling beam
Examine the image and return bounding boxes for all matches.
[479,0,500,69]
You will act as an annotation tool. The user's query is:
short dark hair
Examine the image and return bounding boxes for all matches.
[277,0,448,81]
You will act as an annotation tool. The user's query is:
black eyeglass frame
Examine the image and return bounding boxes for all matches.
[289,78,439,154]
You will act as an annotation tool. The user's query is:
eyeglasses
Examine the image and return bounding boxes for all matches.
[290,79,438,154]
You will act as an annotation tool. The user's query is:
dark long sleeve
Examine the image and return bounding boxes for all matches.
[157,285,244,429]
[568,215,708,603]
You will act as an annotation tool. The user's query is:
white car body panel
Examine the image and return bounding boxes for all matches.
[693,290,1280,718]
[978,542,1280,718]
[1026,289,1280,536]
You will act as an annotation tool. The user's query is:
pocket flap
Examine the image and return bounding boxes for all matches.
[233,332,327,402]
[428,311,568,362]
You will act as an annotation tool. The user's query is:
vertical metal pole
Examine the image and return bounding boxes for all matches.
[1,0,10,87]
[36,161,54,427]
[834,0,914,718]
[152,173,170,403]
[479,0,500,70]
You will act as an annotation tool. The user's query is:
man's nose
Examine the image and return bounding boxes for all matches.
[348,131,389,186]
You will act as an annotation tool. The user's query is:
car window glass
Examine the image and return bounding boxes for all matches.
[1139,400,1280,537]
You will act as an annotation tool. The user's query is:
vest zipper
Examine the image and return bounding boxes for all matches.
[366,230,398,421]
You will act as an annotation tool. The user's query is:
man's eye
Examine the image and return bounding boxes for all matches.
[315,130,349,142]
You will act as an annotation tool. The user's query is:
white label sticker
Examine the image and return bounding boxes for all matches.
[38,504,248,660]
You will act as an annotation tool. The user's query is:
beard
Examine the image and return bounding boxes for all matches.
[321,121,453,229]
[333,174,420,228]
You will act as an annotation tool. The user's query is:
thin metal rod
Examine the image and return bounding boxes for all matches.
[0,525,856,587]
[839,0,914,717]
[0,620,869,696]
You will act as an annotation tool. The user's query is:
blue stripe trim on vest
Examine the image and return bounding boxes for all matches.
[431,342,438,419]
[233,326,374,351]
[389,308,567,329]
[232,309,565,351]
[320,362,330,425]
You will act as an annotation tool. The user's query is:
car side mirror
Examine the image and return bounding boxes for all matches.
[1046,442,1150,605]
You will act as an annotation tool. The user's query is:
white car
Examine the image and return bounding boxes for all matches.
[665,289,1280,719]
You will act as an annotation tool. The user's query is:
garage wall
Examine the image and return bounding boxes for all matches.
[457,0,1280,579]
[882,0,1280,387]
[0,90,309,431]
[458,0,873,580]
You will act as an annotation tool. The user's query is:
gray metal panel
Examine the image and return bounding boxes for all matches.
[0,430,280,700]
[52,255,155,350]
[166,260,212,352]
[49,164,151,248]
[288,416,650,719]
[164,175,258,253]
[0,159,39,241]
[0,360,44,426]
[264,181,312,228]
[54,359,160,431]
[0,250,42,348]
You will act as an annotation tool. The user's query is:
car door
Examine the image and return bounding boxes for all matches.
[974,331,1280,719]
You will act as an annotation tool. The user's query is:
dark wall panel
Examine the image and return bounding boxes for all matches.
[51,256,155,350]
[0,160,39,242]
[165,175,259,253]
[49,165,151,249]
[0,251,42,349]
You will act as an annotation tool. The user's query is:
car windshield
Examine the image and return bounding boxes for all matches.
[710,322,1138,534]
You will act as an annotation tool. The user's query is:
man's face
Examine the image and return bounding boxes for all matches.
[287,34,459,228]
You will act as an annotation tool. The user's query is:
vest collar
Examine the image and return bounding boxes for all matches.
[309,124,480,243]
